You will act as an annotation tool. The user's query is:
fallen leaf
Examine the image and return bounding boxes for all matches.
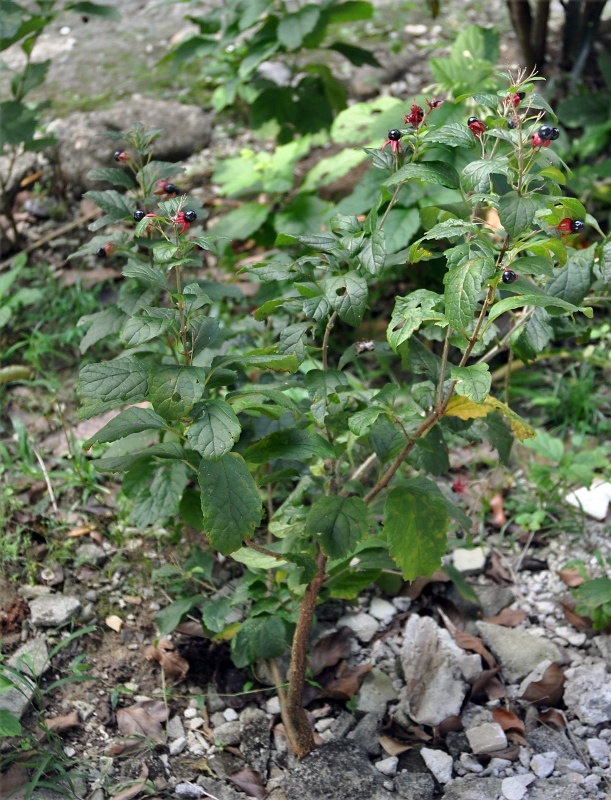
[320,660,372,700]
[406,570,450,599]
[434,715,463,737]
[454,630,496,669]
[518,557,548,572]
[489,493,507,527]
[145,638,189,680]
[116,701,168,743]
[486,745,520,760]
[0,764,29,799]
[558,568,586,588]
[227,766,267,799]
[67,525,97,538]
[520,663,565,707]
[469,666,503,701]
[561,602,592,631]
[111,764,149,800]
[482,608,526,627]
[379,735,413,756]
[44,710,80,733]
[106,615,123,632]
[537,709,566,729]
[175,620,208,638]
[309,627,352,676]
[40,562,64,586]
[492,707,525,734]
[485,551,513,586]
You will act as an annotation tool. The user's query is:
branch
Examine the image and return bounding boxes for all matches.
[243,540,285,561]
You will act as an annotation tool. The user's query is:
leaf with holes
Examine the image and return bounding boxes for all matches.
[450,363,491,403]
[149,367,204,421]
[187,400,241,460]
[305,495,369,559]
[324,272,368,326]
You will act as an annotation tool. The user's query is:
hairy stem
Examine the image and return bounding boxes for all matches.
[321,311,337,371]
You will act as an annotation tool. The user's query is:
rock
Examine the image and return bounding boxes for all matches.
[516,659,557,697]
[451,546,486,573]
[501,774,535,800]
[398,615,480,726]
[555,757,587,775]
[265,696,281,715]
[475,621,562,682]
[526,728,578,760]
[205,683,226,713]
[459,753,484,773]
[530,753,556,778]
[0,151,39,199]
[421,747,453,784]
[369,597,396,623]
[476,586,515,618]
[336,611,379,643]
[197,777,253,800]
[356,669,398,713]
[29,594,81,627]
[211,721,241,747]
[348,711,383,756]
[586,737,610,765]
[223,707,238,721]
[394,771,435,800]
[48,97,213,194]
[552,625,586,647]
[169,736,187,756]
[375,756,398,777]
[284,742,394,800]
[256,61,292,86]
[404,24,428,36]
[564,662,611,725]
[238,706,270,777]
[527,779,592,799]
[565,481,611,520]
[466,723,507,754]
[166,715,185,740]
[75,542,107,565]
[175,782,206,798]
[441,776,503,800]
[0,636,49,719]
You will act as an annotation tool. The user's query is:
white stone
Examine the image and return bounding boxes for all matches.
[530,753,555,777]
[404,23,428,36]
[421,747,453,784]
[265,696,281,715]
[391,597,411,612]
[466,722,507,754]
[459,753,484,773]
[369,597,396,623]
[356,669,398,713]
[183,707,198,719]
[586,737,610,765]
[223,707,238,721]
[167,715,185,739]
[336,611,379,643]
[374,756,398,777]
[452,546,487,573]
[169,736,187,755]
[476,621,562,682]
[554,625,587,647]
[501,774,535,800]
[29,594,81,627]
[565,481,611,520]
[564,662,611,726]
[187,717,204,730]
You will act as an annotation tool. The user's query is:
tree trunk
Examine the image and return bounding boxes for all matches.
[532,0,550,70]
[507,0,534,72]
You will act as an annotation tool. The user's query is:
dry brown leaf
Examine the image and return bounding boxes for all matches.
[116,701,168,743]
[482,608,526,627]
[379,735,413,756]
[492,707,525,734]
[45,710,80,733]
[321,660,372,700]
[537,709,566,729]
[434,715,463,737]
[105,615,123,632]
[0,764,29,799]
[486,745,520,760]
[406,570,450,599]
[111,764,149,800]
[227,766,268,799]
[469,666,503,700]
[145,638,189,680]
[454,630,496,669]
[485,551,513,586]
[561,602,592,631]
[67,525,96,538]
[175,620,208,638]
[520,663,565,707]
[557,568,587,588]
[489,493,507,528]
[308,627,352,676]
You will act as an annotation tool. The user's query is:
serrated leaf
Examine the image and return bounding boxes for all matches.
[277,5,320,49]
[487,293,592,323]
[187,400,241,460]
[406,426,449,476]
[545,245,594,305]
[385,160,459,189]
[244,429,334,464]
[450,363,491,403]
[121,315,171,346]
[425,123,475,148]
[278,322,311,361]
[131,461,188,527]
[462,156,511,193]
[325,272,368,326]
[156,594,207,637]
[95,441,188,472]
[444,258,495,330]
[421,218,481,241]
[85,406,167,447]
[231,615,287,667]
[359,229,386,275]
[387,289,446,351]
[122,261,169,290]
[305,495,369,559]
[199,453,262,554]
[191,316,220,355]
[384,477,449,581]
[78,307,126,354]
[348,407,384,436]
[86,167,135,189]
[149,367,204,420]
[498,192,537,238]
[202,598,231,633]
[79,358,149,417]
[444,395,535,441]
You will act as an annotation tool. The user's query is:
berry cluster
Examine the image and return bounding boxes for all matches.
[532,124,559,148]
[556,218,584,234]
[154,180,180,196]
[467,116,486,137]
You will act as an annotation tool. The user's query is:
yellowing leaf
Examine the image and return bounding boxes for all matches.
[444,395,535,441]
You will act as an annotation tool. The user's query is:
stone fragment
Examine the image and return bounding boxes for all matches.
[476,585,516,618]
[466,722,507,754]
[459,752,484,773]
[348,711,382,756]
[75,542,107,565]
[239,706,270,778]
[356,669,398,713]
[530,753,555,778]
[404,24,428,35]
[421,747,453,784]
[441,776,503,800]
[452,546,486,573]
[169,736,187,756]
[375,756,398,777]
[265,696,281,715]
[501,774,535,800]
[336,611,379,643]
[212,721,241,747]
[0,636,49,719]
[555,757,586,774]
[29,594,81,627]
[563,662,611,725]
[565,481,611,520]
[527,780,590,799]
[398,615,480,726]
[394,771,435,800]
[475,621,562,682]
[167,715,185,740]
[175,783,206,798]
[526,727,577,760]
[586,737,610,765]
[369,597,396,623]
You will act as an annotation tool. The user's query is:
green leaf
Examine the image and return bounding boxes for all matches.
[65,2,122,21]
[84,406,167,447]
[462,156,511,193]
[498,192,538,238]
[421,218,481,241]
[244,429,334,464]
[454,24,498,62]
[387,289,445,351]
[121,315,171,347]
[84,189,134,224]
[485,412,513,465]
[326,569,381,599]
[305,495,369,559]
[406,427,449,476]
[444,258,495,331]
[95,442,188,473]
[0,101,37,147]
[211,201,270,240]
[359,229,386,275]
[79,358,149,417]
[425,123,475,148]
[384,477,449,581]
[86,167,135,189]
[191,317,220,355]
[348,406,384,436]
[156,594,207,637]
[324,272,368,326]
[442,563,480,604]
[328,41,379,67]
[450,363,491,403]
[231,615,287,668]
[221,352,300,373]
[0,710,22,737]
[187,400,241,460]
[149,367,204,421]
[202,598,231,633]
[78,307,126,354]
[487,293,592,323]
[385,161,459,190]
[545,245,594,306]
[277,5,320,49]
[131,461,188,527]
[327,1,373,23]
[573,578,611,630]
[122,261,169,291]
[198,453,262,554]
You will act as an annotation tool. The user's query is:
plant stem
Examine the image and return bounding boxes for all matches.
[243,540,285,561]
[321,311,337,371]
[174,264,190,365]
[436,326,451,407]
[379,182,403,230]
[284,545,327,758]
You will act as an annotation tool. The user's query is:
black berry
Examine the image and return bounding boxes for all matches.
[538,125,553,140]
[550,127,560,141]
[570,219,585,233]
[508,118,518,129]
[467,116,479,125]
[113,151,121,161]
[183,210,197,223]
[133,209,145,222]
[517,91,525,100]
[96,247,106,258]
[165,183,180,195]
[502,269,517,284]
[388,129,401,141]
